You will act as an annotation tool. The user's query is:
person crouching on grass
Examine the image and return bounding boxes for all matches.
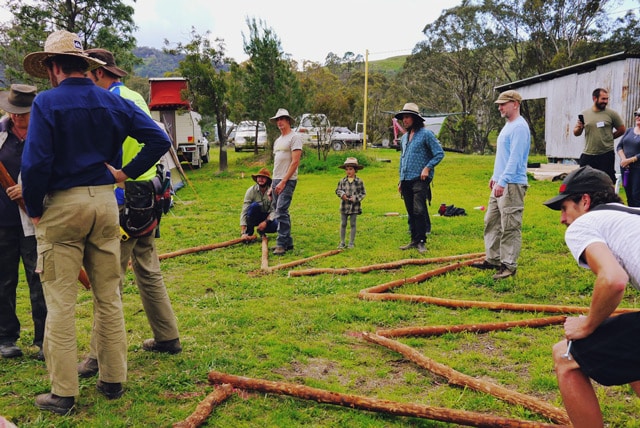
[335,157,366,249]
[543,165,640,428]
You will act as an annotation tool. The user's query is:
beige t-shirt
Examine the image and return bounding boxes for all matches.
[272,132,303,180]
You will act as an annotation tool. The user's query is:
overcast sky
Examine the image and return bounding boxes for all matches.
[132,0,462,63]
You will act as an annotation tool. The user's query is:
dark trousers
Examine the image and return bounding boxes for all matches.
[579,150,616,184]
[0,227,47,347]
[246,202,278,236]
[623,168,640,207]
[400,178,432,243]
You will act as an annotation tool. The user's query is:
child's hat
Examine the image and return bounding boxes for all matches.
[339,157,364,170]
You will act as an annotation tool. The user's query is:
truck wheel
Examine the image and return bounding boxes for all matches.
[332,141,344,151]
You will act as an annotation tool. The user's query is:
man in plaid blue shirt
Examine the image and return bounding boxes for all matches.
[396,103,445,254]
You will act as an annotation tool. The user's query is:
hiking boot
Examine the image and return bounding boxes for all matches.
[0,343,22,358]
[77,357,99,378]
[417,242,427,254]
[35,347,45,361]
[493,264,517,280]
[273,246,286,255]
[35,393,75,415]
[470,260,500,270]
[399,241,418,250]
[96,380,124,399]
[142,338,182,354]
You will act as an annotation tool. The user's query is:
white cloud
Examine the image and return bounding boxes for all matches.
[131,0,461,63]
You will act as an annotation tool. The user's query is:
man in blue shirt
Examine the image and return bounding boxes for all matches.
[472,90,530,279]
[396,103,445,254]
[21,30,171,415]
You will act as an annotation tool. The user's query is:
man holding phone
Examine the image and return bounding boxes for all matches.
[573,88,625,183]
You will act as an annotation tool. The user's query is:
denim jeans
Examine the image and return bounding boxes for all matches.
[271,179,297,248]
[0,227,47,347]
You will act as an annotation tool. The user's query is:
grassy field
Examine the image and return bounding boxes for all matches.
[3,147,640,427]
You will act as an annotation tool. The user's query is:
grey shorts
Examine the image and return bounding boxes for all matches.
[571,311,640,386]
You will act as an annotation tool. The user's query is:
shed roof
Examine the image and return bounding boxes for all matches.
[495,51,640,91]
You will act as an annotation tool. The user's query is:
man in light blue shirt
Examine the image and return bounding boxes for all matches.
[472,90,530,279]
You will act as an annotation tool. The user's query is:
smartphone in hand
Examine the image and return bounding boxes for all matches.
[578,114,584,124]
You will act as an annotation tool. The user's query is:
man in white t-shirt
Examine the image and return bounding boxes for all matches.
[269,108,303,255]
[544,165,640,427]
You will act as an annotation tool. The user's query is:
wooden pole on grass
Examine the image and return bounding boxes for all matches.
[361,332,571,425]
[376,315,567,338]
[207,371,565,428]
[172,384,234,428]
[158,236,255,260]
[288,252,486,277]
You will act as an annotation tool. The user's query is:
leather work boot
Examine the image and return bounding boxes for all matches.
[470,260,500,270]
[35,393,75,415]
[399,241,418,250]
[142,338,182,354]
[96,380,124,399]
[77,357,99,378]
[0,343,23,358]
[493,264,517,280]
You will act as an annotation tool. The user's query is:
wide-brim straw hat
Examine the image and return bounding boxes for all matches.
[394,102,424,122]
[339,157,364,170]
[251,167,272,185]
[269,108,293,124]
[0,84,37,114]
[23,30,105,79]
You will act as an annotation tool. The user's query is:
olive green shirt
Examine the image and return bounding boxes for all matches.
[580,107,624,155]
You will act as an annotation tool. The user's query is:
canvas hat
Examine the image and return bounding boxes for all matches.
[23,30,105,79]
[85,48,127,77]
[494,90,523,104]
[543,166,614,210]
[339,157,364,170]
[0,84,37,114]
[269,108,293,124]
[394,103,424,122]
[251,167,272,185]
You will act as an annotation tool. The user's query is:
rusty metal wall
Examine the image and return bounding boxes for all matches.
[514,58,640,161]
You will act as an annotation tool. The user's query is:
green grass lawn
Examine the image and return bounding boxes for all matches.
[4,147,640,427]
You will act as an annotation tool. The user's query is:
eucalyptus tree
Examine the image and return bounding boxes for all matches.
[405,1,498,152]
[0,0,138,86]
[235,18,305,149]
[165,28,231,171]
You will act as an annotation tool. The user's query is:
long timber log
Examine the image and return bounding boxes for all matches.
[158,236,255,260]
[376,316,567,338]
[361,333,570,425]
[172,384,234,428]
[288,252,486,277]
[207,371,565,428]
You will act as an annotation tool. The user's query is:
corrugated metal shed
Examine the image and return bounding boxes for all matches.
[496,52,640,160]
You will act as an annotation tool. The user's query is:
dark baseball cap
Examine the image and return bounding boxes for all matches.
[543,166,614,210]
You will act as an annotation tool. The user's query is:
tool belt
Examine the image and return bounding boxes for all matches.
[120,164,172,239]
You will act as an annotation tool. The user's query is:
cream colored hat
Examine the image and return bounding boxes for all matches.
[23,30,105,79]
[394,103,424,122]
[269,108,293,124]
[339,157,364,170]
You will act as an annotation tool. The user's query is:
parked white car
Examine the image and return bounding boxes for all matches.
[295,113,331,147]
[230,121,267,152]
